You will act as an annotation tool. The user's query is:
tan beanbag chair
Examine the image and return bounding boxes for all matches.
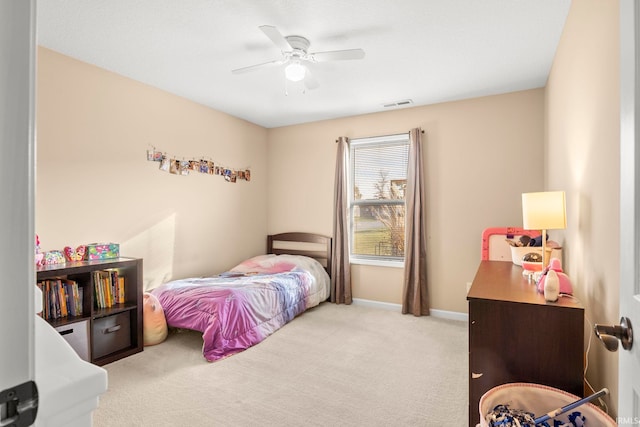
[143,292,168,346]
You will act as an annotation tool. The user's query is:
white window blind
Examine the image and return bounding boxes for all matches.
[349,133,409,262]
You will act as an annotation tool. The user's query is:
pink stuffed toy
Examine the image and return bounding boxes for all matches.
[143,292,168,346]
[537,258,574,295]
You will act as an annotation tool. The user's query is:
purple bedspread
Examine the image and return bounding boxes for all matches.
[151,255,329,361]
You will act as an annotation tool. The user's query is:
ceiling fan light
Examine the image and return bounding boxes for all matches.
[285,62,306,82]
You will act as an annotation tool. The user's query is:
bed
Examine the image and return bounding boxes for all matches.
[150,232,332,362]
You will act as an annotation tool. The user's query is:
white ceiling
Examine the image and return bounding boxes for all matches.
[36,0,571,129]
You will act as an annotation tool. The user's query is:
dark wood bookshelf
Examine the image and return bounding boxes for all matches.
[36,257,143,366]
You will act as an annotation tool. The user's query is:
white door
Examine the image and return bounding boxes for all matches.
[619,0,640,422]
[0,0,37,424]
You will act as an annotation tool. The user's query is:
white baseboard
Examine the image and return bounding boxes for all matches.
[351,298,469,322]
[429,309,469,322]
[352,298,402,311]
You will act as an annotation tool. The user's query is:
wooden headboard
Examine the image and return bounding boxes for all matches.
[267,232,333,277]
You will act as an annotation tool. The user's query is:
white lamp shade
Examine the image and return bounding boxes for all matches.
[522,191,567,230]
[285,62,306,82]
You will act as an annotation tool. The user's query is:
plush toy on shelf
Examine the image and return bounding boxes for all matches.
[35,234,44,266]
[63,245,87,262]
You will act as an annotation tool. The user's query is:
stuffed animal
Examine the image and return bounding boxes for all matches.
[537,258,574,295]
[143,292,168,346]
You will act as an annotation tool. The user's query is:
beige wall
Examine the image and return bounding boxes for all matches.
[267,90,545,312]
[36,48,268,290]
[36,47,546,314]
[545,0,620,417]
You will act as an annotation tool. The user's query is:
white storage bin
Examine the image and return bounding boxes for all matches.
[54,320,90,362]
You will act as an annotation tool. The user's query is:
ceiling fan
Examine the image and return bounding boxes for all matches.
[232,25,365,90]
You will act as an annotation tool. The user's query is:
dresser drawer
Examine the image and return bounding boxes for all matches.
[92,312,131,359]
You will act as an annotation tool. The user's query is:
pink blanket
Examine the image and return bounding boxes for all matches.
[151,255,329,361]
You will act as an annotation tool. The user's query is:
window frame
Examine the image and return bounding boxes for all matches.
[348,133,409,267]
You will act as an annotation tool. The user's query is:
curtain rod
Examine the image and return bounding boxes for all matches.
[335,129,424,143]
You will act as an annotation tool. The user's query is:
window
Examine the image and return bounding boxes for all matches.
[349,133,409,264]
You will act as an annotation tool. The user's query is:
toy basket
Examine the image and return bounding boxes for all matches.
[478,383,616,427]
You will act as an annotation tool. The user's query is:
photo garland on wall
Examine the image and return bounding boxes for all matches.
[146,147,250,183]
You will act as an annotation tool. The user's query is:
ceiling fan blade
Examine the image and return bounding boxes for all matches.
[259,25,292,52]
[232,59,283,74]
[311,48,365,62]
[304,68,320,90]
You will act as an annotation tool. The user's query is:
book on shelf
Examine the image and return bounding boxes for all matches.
[93,270,105,309]
[37,278,82,321]
[110,270,118,305]
[61,278,81,316]
[102,271,111,307]
[92,271,99,308]
[93,269,125,309]
[50,280,61,319]
[57,280,68,317]
[118,276,125,304]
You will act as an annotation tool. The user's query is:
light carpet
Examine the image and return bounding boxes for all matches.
[93,303,469,426]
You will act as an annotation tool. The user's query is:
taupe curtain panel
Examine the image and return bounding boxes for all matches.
[402,128,430,316]
[331,136,352,304]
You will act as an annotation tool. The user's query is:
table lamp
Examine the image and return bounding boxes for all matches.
[521,191,566,268]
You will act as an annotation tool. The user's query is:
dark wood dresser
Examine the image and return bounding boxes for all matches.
[467,261,584,426]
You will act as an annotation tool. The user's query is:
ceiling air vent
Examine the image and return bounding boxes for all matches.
[382,99,414,108]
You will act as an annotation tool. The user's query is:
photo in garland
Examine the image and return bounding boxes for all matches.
[146,148,250,182]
